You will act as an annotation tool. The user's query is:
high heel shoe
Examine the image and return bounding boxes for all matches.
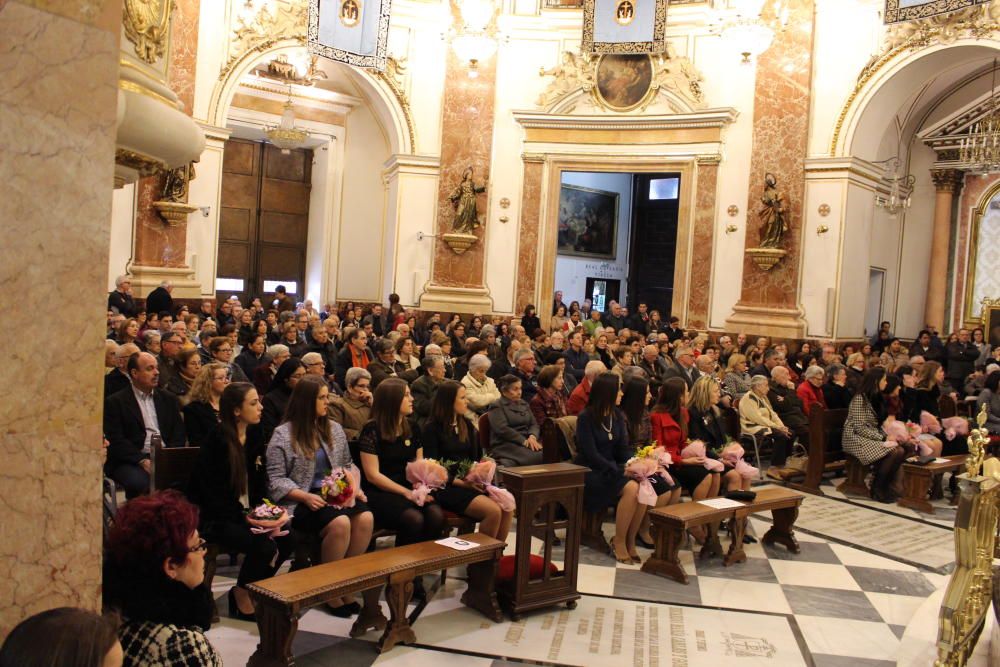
[228,587,256,622]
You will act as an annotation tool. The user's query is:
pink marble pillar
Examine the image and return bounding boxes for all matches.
[687,159,720,329]
[726,0,815,338]
[515,155,544,314]
[925,169,963,332]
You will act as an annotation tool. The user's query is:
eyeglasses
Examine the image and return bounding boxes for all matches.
[188,539,207,553]
[218,347,232,353]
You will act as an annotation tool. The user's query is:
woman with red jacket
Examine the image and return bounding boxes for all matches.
[650,378,720,541]
[796,365,827,416]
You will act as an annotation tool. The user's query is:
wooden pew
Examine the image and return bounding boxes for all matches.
[838,456,871,498]
[540,416,606,551]
[787,404,847,495]
[246,534,504,665]
[150,439,199,493]
[642,487,804,584]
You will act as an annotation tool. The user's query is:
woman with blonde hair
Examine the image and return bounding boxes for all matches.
[722,353,751,400]
[689,376,748,493]
[182,362,230,446]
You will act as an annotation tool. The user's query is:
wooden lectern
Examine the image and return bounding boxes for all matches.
[499,462,586,620]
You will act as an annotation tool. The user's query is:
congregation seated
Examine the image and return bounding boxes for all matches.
[103,491,221,665]
[843,369,913,503]
[487,374,543,468]
[796,365,826,415]
[165,347,203,399]
[529,364,568,427]
[335,327,372,388]
[567,360,607,415]
[329,367,373,439]
[421,381,512,541]
[105,342,139,398]
[739,375,794,481]
[510,349,539,402]
[411,355,447,427]
[461,354,501,414]
[104,352,186,498]
[181,363,228,447]
[156,330,184,389]
[977,370,1000,435]
[722,353,751,400]
[663,346,701,389]
[689,375,749,495]
[261,358,305,443]
[369,338,417,388]
[0,607,122,667]
[822,363,853,409]
[204,336,247,383]
[767,365,810,451]
[252,343,289,395]
[266,376,373,616]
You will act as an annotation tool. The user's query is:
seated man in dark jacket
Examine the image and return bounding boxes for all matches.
[410,355,446,427]
[767,365,809,447]
[105,343,139,399]
[103,352,186,498]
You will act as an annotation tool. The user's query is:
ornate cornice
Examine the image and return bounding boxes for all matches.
[931,167,965,193]
[219,0,308,83]
[513,108,737,132]
[373,56,417,154]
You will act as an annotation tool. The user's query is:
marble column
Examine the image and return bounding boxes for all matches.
[419,8,498,314]
[925,169,964,332]
[129,0,203,300]
[725,0,815,338]
[514,154,545,315]
[687,158,720,329]
[0,0,121,637]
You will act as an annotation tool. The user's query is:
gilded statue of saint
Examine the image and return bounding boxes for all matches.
[449,167,486,234]
[758,172,787,248]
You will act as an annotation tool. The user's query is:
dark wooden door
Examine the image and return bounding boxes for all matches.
[218,139,312,305]
[626,173,680,318]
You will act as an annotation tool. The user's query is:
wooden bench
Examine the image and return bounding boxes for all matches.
[837,456,871,498]
[788,404,847,495]
[898,454,967,514]
[642,487,804,584]
[246,533,504,665]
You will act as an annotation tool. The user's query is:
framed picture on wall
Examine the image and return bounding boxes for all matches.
[557,184,619,259]
[984,298,1000,348]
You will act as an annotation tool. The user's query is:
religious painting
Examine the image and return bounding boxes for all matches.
[884,0,990,24]
[594,54,653,111]
[340,0,360,27]
[557,184,619,259]
[985,301,1000,348]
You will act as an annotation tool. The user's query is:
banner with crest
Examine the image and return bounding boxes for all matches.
[582,0,668,54]
[307,0,392,71]
[884,0,990,23]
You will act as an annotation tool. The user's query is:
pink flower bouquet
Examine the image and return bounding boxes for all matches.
[464,458,516,512]
[405,458,449,506]
[320,466,364,509]
[680,440,725,472]
[247,499,289,538]
[625,456,659,506]
[920,411,942,435]
[942,416,969,441]
[649,446,675,486]
[882,418,911,444]
[720,442,759,480]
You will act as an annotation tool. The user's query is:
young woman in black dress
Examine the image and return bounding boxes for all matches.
[358,378,445,547]
[422,381,513,542]
[189,382,292,620]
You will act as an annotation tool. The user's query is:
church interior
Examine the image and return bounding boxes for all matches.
[4,0,1000,665]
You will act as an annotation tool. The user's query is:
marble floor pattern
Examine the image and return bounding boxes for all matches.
[206,479,958,667]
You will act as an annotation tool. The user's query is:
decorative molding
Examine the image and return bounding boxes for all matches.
[115,148,168,178]
[220,0,308,82]
[514,108,737,132]
[931,167,965,192]
[123,0,172,64]
[373,56,417,153]
[830,1,1000,154]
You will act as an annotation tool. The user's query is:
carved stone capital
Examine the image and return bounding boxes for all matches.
[930,168,964,194]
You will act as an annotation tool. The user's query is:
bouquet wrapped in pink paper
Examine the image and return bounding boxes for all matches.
[320,465,365,509]
[680,440,725,472]
[464,458,516,512]
[942,416,969,441]
[625,456,659,506]
[906,422,923,439]
[920,411,942,435]
[405,458,449,506]
[720,442,759,480]
[247,499,289,538]
[648,446,675,487]
[882,418,911,444]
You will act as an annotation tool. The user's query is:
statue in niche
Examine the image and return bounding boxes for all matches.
[161,162,196,203]
[449,166,487,234]
[757,172,787,248]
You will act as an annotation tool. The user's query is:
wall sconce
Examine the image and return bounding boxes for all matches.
[450,0,499,78]
[816,225,829,235]
[725,224,738,234]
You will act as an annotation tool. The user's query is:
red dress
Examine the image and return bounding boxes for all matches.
[649,407,713,493]
[796,381,826,416]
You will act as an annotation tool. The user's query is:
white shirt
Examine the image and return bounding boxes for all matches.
[132,385,160,452]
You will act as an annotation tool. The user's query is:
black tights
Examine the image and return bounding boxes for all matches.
[396,504,445,547]
[871,444,912,500]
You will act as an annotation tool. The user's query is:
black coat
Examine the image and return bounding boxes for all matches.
[261,386,292,443]
[235,349,266,381]
[822,382,853,410]
[768,383,809,433]
[663,364,701,390]
[521,314,541,335]
[307,339,338,377]
[688,405,728,450]
[108,290,137,317]
[182,400,219,448]
[907,386,941,423]
[144,286,174,317]
[189,424,267,525]
[946,341,980,384]
[335,346,373,388]
[103,387,186,472]
[104,369,131,399]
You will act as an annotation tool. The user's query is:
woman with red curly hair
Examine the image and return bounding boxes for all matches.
[103,490,221,666]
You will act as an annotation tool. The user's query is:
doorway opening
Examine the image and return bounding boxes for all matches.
[553,170,681,319]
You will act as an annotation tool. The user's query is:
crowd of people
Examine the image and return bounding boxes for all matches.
[85,279,1000,663]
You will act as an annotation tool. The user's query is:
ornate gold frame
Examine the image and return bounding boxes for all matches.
[556,183,620,260]
[592,53,655,112]
[884,0,990,24]
[963,179,1000,326]
[982,298,1000,347]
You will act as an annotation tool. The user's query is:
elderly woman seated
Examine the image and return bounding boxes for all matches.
[738,374,795,481]
[461,354,500,414]
[723,353,752,400]
[328,367,373,440]
[487,374,543,468]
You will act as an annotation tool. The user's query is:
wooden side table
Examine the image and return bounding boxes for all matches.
[499,462,586,620]
[898,454,967,514]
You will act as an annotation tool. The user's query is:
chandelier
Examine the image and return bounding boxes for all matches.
[450,0,498,77]
[873,157,914,215]
[959,60,1000,174]
[717,0,787,64]
[265,93,308,154]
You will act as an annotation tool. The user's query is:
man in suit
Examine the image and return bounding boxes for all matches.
[145,281,174,319]
[637,344,668,392]
[104,343,139,398]
[663,345,701,389]
[103,352,186,498]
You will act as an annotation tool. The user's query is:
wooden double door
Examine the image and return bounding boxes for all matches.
[217,139,312,305]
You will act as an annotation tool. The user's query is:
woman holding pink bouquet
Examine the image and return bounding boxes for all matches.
[574,372,646,564]
[422,381,513,542]
[266,375,373,617]
[358,378,445,553]
[189,382,293,621]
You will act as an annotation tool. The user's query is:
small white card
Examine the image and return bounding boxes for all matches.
[435,537,478,551]
[933,458,951,464]
[697,498,745,510]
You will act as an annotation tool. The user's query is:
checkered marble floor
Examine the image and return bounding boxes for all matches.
[206,481,957,667]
